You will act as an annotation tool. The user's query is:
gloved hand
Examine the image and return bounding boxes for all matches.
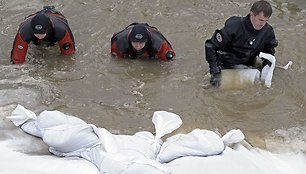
[210,73,221,87]
[208,61,221,87]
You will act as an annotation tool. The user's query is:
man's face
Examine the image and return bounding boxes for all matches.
[250,12,270,30]
[34,33,47,40]
[131,41,146,51]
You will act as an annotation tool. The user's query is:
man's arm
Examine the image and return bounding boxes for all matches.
[11,33,29,64]
[58,30,75,55]
[262,28,278,67]
[263,29,278,55]
[156,41,175,61]
[205,25,233,87]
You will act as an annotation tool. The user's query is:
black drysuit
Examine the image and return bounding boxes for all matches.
[205,14,278,74]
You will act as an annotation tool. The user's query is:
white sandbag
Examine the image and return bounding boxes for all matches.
[90,112,175,157]
[152,111,182,154]
[221,129,245,146]
[41,110,174,173]
[34,110,100,153]
[133,131,163,158]
[80,147,133,174]
[81,111,181,173]
[152,111,183,140]
[165,146,270,174]
[90,128,160,160]
[7,104,37,126]
[110,132,159,160]
[21,120,42,137]
[156,129,225,163]
[97,155,168,174]
[7,105,42,137]
[9,107,100,153]
[221,69,260,89]
[166,144,301,174]
[96,152,130,174]
[79,145,169,174]
[122,163,169,174]
[7,105,306,174]
[42,124,99,153]
[259,52,276,88]
[78,111,182,173]
[0,141,99,174]
[38,110,87,128]
[122,158,170,174]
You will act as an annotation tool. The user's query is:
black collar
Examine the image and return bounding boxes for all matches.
[243,14,263,35]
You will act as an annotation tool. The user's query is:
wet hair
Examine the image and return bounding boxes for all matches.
[250,0,272,17]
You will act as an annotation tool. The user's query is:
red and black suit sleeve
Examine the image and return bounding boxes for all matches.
[149,28,176,61]
[11,19,33,64]
[111,28,131,58]
[49,14,75,55]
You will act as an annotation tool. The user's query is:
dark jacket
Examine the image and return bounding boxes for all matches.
[111,23,175,61]
[205,14,278,68]
[11,8,75,64]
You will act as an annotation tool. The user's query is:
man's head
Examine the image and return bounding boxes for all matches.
[31,12,50,39]
[130,24,149,51]
[250,0,272,30]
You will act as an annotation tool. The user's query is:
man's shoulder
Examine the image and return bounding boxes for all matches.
[112,27,130,42]
[266,23,274,31]
[222,16,243,34]
[225,16,242,26]
[112,28,131,52]
[49,15,67,28]
[49,16,70,38]
[19,21,34,43]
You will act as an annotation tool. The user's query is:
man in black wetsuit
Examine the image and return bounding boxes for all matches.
[205,0,278,87]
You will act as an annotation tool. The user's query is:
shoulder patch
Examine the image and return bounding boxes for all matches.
[216,32,222,42]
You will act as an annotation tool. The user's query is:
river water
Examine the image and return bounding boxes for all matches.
[0,0,305,156]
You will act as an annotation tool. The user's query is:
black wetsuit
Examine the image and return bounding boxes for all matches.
[205,14,278,69]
